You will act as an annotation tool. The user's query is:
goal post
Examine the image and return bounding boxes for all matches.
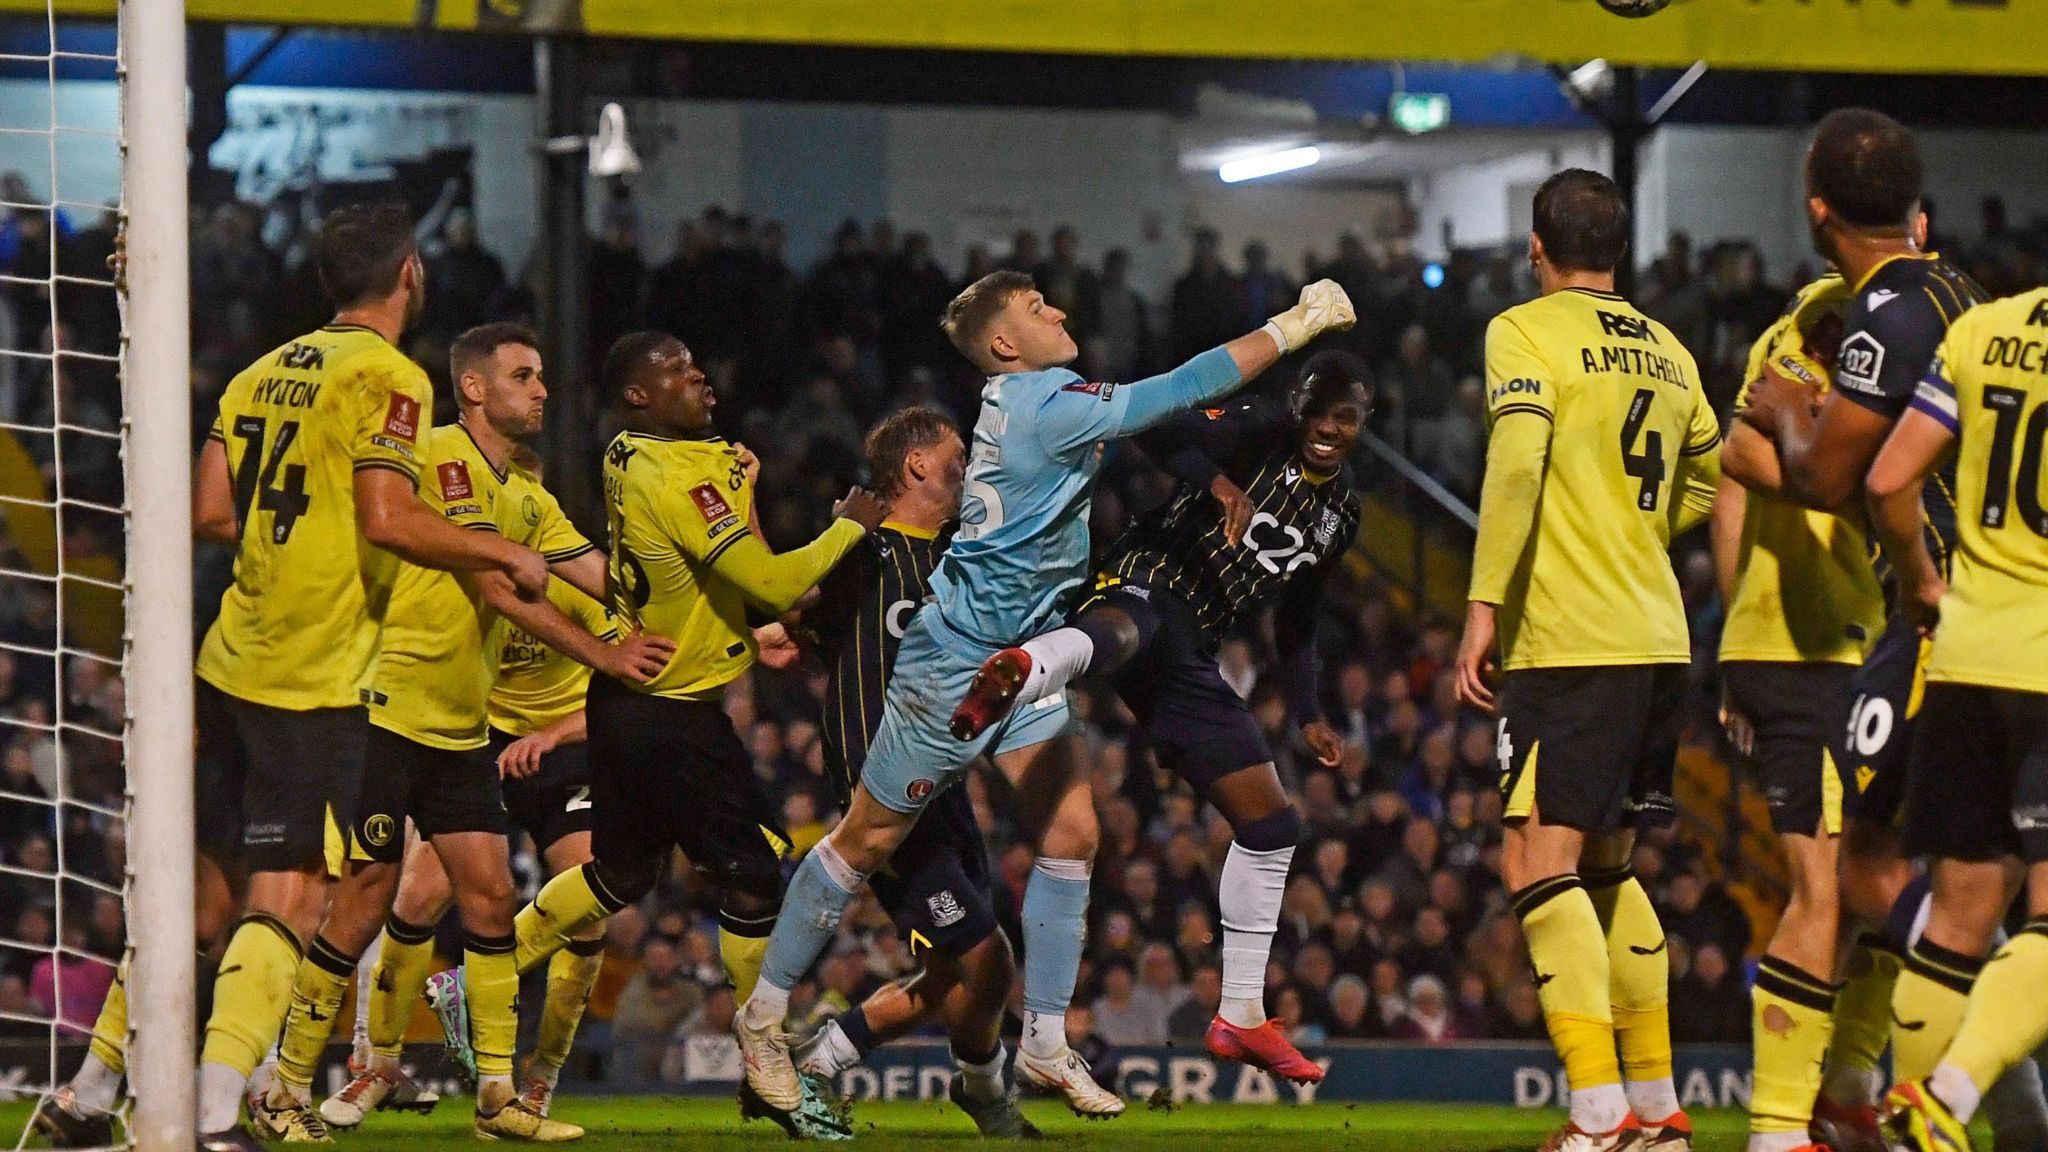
[117,0,194,1147]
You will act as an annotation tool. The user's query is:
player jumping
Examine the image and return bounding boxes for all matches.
[949,350,1372,1083]
[736,272,1355,1117]
[1454,169,1719,1152]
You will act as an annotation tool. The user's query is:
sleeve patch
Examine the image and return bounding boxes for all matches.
[438,460,474,501]
[1062,380,1116,401]
[383,393,422,442]
[1835,331,1887,395]
[689,482,733,523]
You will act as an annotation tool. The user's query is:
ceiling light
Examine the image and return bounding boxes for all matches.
[1219,146,1321,184]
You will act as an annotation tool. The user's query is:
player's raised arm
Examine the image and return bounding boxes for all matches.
[682,486,884,616]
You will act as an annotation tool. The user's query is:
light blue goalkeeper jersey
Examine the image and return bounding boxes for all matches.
[928,346,1243,652]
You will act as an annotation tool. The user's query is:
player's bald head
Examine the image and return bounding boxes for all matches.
[1807,108,1922,232]
[602,330,681,405]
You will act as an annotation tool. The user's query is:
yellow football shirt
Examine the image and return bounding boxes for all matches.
[196,324,432,711]
[602,431,862,699]
[369,423,594,750]
[1472,288,1721,670]
[1912,289,2048,695]
[488,578,617,738]
[1721,275,1886,666]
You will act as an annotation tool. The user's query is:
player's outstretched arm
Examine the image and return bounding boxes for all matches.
[355,467,550,596]
[1104,280,1356,439]
[706,487,884,615]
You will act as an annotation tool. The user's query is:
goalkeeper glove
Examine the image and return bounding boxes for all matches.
[1263,279,1357,354]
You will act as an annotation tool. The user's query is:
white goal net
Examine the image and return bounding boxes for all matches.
[0,1,191,1149]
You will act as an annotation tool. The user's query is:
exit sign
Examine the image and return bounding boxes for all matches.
[1390,92,1450,134]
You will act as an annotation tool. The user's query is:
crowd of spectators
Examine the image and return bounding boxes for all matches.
[5,168,2048,1071]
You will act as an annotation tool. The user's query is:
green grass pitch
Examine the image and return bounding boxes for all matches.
[7,1099,1761,1151]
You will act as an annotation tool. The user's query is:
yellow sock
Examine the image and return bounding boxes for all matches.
[466,933,520,1080]
[1750,956,1838,1132]
[199,914,303,1076]
[1948,921,2048,1100]
[1587,870,1674,1093]
[719,915,774,1003]
[1893,937,1984,1084]
[1515,876,1622,1094]
[274,936,357,1092]
[1826,935,1902,1100]
[369,917,440,1060]
[534,938,605,1073]
[86,965,127,1074]
[516,864,624,975]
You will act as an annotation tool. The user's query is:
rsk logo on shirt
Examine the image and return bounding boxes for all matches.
[384,394,421,442]
[438,460,474,501]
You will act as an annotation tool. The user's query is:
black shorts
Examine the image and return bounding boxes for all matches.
[195,678,364,876]
[868,783,998,957]
[587,675,788,896]
[1496,664,1683,833]
[1723,661,1856,836]
[352,725,508,864]
[1098,584,1272,792]
[1839,613,1928,827]
[1903,683,2048,864]
[488,727,593,853]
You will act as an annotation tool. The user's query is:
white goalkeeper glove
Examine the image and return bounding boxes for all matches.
[1263,278,1357,354]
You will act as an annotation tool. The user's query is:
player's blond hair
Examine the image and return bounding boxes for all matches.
[942,270,1034,371]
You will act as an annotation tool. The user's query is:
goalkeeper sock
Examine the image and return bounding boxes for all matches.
[1515,875,1627,1133]
[1824,932,1902,1106]
[368,915,439,1064]
[1020,858,1090,1060]
[274,935,358,1094]
[1894,937,1984,1084]
[466,932,520,1082]
[516,863,626,975]
[533,937,605,1075]
[753,841,863,1000]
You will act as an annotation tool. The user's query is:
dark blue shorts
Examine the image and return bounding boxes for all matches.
[1841,613,1928,827]
[868,782,998,957]
[1096,583,1274,793]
